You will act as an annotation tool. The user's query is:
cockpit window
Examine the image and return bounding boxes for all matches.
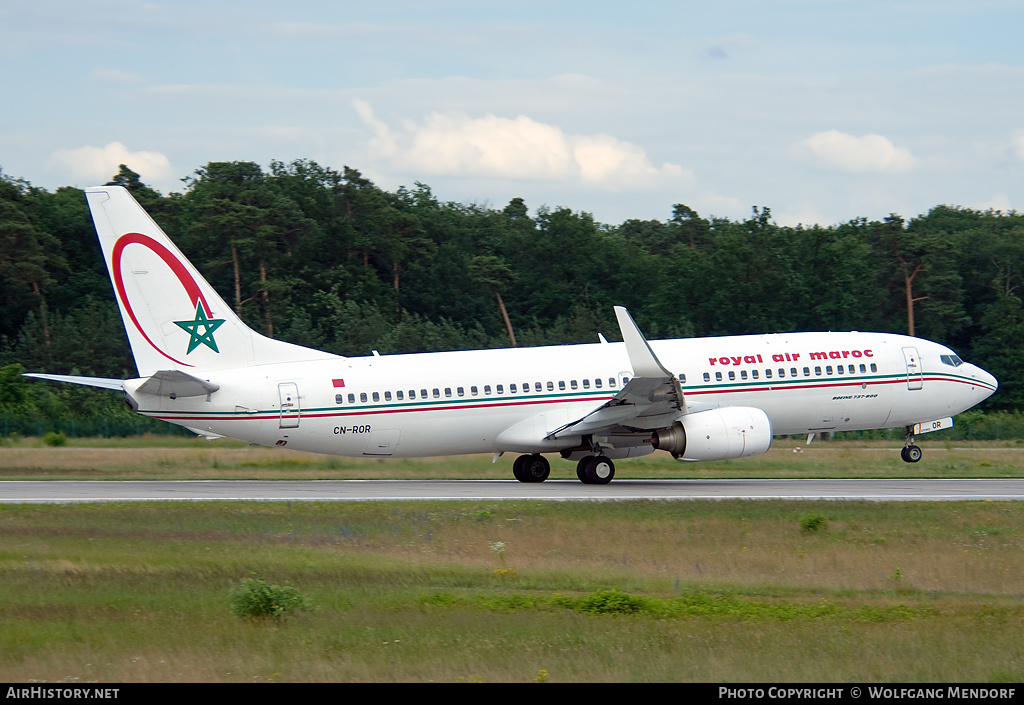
[940,354,964,367]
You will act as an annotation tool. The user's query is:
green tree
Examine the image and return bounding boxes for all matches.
[470,255,518,346]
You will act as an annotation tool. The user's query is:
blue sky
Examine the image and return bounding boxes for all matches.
[2,0,1022,226]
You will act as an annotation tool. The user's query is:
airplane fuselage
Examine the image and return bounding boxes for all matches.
[124,330,996,459]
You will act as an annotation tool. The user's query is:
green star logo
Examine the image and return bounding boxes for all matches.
[174,301,225,354]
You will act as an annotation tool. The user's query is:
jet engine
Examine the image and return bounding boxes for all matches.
[651,407,772,461]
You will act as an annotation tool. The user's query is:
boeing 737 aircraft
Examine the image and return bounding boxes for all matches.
[26,186,998,484]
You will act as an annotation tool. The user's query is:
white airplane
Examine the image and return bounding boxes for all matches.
[26,186,998,484]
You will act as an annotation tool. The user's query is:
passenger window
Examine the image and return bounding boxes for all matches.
[535,382,542,392]
[778,369,785,378]
[571,380,578,389]
[752,370,759,380]
[870,363,877,373]
[740,370,747,380]
[729,371,736,381]
[678,374,686,384]
[432,388,439,398]
[348,393,355,403]
[547,381,554,391]
[815,367,822,376]
[396,391,403,401]
[484,385,491,395]
[372,392,380,402]
[384,391,392,401]
[803,367,810,377]
[336,394,344,404]
[470,386,478,396]
[510,383,517,393]
[456,387,464,397]
[558,380,565,391]
[608,378,615,387]
[595,378,602,388]
[360,392,368,402]
[837,365,844,374]
[703,372,710,382]
[859,364,866,373]
[826,366,833,375]
[791,368,797,377]
[495,384,502,394]
[715,372,723,382]
[444,388,452,398]
[765,369,772,379]
[420,389,427,399]
[583,379,590,389]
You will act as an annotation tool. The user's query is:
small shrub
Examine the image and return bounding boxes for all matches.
[574,589,648,615]
[800,514,828,534]
[230,576,312,620]
[42,431,67,447]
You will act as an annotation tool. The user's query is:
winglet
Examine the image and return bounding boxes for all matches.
[614,306,672,378]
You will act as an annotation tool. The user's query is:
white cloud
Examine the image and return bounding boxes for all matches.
[47,142,173,186]
[975,193,1015,213]
[799,130,915,173]
[91,69,145,83]
[1011,130,1024,161]
[353,100,693,190]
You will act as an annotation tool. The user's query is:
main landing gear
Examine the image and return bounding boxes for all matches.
[512,453,550,482]
[576,455,615,485]
[901,425,923,463]
[511,453,615,484]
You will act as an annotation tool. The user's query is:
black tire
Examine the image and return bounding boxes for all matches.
[578,455,615,484]
[514,453,549,482]
[905,444,923,463]
[576,457,590,482]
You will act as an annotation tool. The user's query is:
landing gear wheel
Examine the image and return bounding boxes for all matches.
[577,455,615,485]
[901,445,923,463]
[513,453,550,482]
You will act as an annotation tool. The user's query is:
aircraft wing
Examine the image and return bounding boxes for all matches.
[546,307,686,439]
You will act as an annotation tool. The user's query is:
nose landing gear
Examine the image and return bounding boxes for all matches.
[901,426,923,463]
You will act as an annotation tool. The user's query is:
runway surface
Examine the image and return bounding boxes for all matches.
[3,478,1024,503]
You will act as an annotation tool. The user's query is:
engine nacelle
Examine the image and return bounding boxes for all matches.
[651,407,772,461]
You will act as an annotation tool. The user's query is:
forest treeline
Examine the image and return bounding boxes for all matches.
[1,158,1023,436]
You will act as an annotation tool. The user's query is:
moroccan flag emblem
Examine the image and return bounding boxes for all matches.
[174,301,226,354]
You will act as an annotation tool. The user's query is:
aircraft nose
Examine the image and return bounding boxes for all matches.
[973,365,998,401]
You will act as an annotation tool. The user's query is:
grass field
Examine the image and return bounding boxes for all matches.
[1,437,1023,683]
[3,435,1024,480]
[1,499,1023,682]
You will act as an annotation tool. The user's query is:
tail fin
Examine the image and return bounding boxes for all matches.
[86,186,338,377]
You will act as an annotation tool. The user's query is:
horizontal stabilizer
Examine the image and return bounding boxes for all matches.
[136,370,220,398]
[23,373,125,391]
